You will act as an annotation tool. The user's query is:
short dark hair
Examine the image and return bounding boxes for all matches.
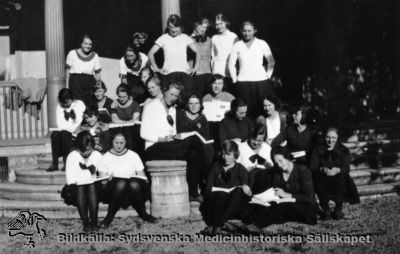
[75,131,95,153]
[140,67,154,83]
[297,106,312,125]
[326,126,339,136]
[146,75,162,88]
[116,83,132,97]
[165,81,184,93]
[185,92,204,113]
[167,14,182,28]
[58,88,73,103]
[230,98,247,115]
[215,13,230,28]
[80,33,95,47]
[263,95,281,110]
[125,45,139,56]
[271,147,294,162]
[93,81,107,93]
[221,140,240,159]
[84,104,99,118]
[241,20,257,31]
[250,124,266,139]
[110,128,128,144]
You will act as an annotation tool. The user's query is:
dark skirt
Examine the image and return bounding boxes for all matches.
[69,73,96,105]
[99,177,149,209]
[236,79,275,118]
[61,182,101,207]
[193,73,214,97]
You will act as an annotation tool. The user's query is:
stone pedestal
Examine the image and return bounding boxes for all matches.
[146,160,190,218]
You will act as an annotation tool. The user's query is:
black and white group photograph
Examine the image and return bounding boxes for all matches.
[0,0,399,253]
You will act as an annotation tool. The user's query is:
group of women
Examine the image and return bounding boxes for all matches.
[57,13,359,234]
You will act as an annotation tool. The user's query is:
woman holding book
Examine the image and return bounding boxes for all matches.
[271,106,318,165]
[245,147,317,232]
[237,124,273,194]
[310,127,359,220]
[75,106,111,153]
[98,130,157,228]
[66,34,101,106]
[64,131,103,232]
[111,83,141,153]
[200,140,251,236]
[90,82,113,123]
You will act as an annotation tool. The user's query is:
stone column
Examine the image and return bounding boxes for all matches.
[161,0,181,31]
[146,160,190,218]
[45,0,65,128]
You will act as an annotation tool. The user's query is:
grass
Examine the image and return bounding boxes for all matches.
[0,196,399,254]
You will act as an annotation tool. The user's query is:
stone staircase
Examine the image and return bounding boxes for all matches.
[1,121,400,218]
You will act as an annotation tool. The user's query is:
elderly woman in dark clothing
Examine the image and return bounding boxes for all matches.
[200,140,251,236]
[271,106,318,164]
[244,147,317,232]
[219,98,254,143]
[310,127,360,220]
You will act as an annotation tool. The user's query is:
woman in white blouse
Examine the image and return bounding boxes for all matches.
[66,34,101,105]
[229,21,276,118]
[211,13,238,95]
[148,14,199,99]
[98,131,157,228]
[65,131,103,232]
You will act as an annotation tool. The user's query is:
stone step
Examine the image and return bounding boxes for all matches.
[350,152,399,169]
[357,183,400,198]
[0,199,200,218]
[15,168,65,185]
[350,167,400,186]
[37,154,64,170]
[0,182,63,201]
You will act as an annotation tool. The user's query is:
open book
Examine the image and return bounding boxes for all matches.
[108,121,141,129]
[249,187,295,207]
[211,186,240,193]
[292,151,306,159]
[174,131,214,144]
[94,176,110,182]
[203,101,231,122]
[98,108,111,123]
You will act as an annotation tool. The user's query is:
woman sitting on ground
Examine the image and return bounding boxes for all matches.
[200,140,251,236]
[75,106,111,153]
[310,127,360,220]
[256,95,287,145]
[98,130,157,228]
[65,131,103,232]
[237,124,273,194]
[244,147,317,233]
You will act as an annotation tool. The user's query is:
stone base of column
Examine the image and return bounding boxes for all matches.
[146,160,190,218]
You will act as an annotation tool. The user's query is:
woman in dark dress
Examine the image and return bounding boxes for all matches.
[244,147,317,233]
[271,106,318,164]
[200,140,251,236]
[90,82,113,123]
[310,127,360,220]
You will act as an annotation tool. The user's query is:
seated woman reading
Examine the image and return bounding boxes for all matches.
[200,140,251,236]
[98,130,157,228]
[64,131,103,232]
[244,147,317,233]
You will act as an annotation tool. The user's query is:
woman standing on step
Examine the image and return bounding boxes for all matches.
[66,34,102,106]
[98,130,157,228]
[310,127,360,220]
[65,131,103,232]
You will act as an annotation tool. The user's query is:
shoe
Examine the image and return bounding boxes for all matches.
[90,223,100,231]
[140,213,158,223]
[199,226,214,236]
[46,164,58,172]
[60,166,65,172]
[99,219,110,229]
[82,225,92,232]
[332,209,344,220]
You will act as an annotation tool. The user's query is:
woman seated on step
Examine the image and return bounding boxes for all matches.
[64,131,103,232]
[237,124,274,194]
[200,140,251,236]
[98,130,157,228]
[89,81,113,123]
[243,147,317,234]
[74,105,111,153]
[47,88,86,172]
[141,74,163,108]
[310,127,360,220]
